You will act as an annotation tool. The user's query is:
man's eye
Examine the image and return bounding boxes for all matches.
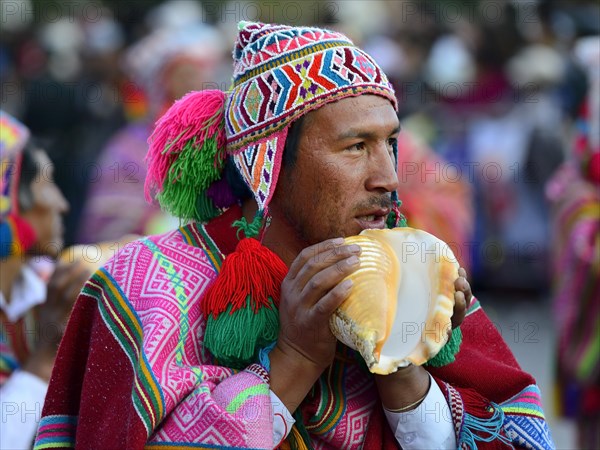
[387,137,398,147]
[347,142,366,152]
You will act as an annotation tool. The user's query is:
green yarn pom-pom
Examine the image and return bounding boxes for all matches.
[204,296,279,370]
[157,136,224,223]
[425,327,462,367]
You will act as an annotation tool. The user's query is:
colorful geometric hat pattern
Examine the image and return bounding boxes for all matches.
[0,111,37,259]
[0,111,30,220]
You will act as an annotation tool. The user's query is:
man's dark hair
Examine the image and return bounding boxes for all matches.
[281,115,306,168]
[225,115,307,201]
[18,139,43,212]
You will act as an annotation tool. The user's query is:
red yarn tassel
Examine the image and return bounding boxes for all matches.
[458,387,513,449]
[201,238,288,317]
[459,388,496,418]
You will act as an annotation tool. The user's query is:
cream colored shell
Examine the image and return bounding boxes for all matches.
[330,228,459,374]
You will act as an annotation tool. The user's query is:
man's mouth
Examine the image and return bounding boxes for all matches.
[355,209,390,230]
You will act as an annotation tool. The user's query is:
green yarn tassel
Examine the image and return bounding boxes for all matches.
[386,199,408,229]
[426,327,462,367]
[398,215,408,228]
[232,209,265,239]
[157,136,224,223]
[204,296,279,370]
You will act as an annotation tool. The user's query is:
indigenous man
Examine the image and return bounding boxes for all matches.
[36,22,554,449]
[0,111,90,448]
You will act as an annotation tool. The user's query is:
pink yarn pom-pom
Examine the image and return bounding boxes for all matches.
[145,89,227,202]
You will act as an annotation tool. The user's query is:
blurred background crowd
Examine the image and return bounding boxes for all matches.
[1,0,598,447]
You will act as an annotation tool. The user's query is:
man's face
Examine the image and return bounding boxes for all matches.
[270,94,400,246]
[20,151,69,257]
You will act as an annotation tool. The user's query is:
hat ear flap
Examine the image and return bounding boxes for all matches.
[145,89,228,223]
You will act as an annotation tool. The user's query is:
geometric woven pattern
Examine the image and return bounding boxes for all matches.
[231,128,287,210]
[226,39,396,150]
[0,111,30,219]
[500,385,554,450]
[440,379,554,450]
[503,415,555,450]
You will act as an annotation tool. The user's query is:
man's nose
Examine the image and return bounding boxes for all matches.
[366,144,399,193]
[56,188,70,213]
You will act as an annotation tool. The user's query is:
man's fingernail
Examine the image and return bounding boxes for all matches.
[332,237,345,245]
[341,279,353,289]
[347,256,359,265]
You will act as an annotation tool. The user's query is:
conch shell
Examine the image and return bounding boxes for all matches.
[330,228,459,374]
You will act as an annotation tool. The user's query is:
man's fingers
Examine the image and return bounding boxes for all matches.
[287,238,345,280]
[455,270,473,308]
[454,275,472,308]
[464,281,472,308]
[48,261,77,295]
[65,267,92,303]
[453,267,473,328]
[300,255,359,304]
[293,243,360,288]
[452,290,466,329]
[48,261,90,302]
[454,276,466,292]
[311,278,353,319]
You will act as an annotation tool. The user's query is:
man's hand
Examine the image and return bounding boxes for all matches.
[451,267,473,331]
[270,237,361,412]
[23,259,91,381]
[40,259,91,345]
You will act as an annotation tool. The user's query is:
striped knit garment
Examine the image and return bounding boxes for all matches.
[35,206,554,449]
[548,162,600,448]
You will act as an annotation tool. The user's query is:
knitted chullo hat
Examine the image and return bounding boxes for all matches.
[146,22,439,369]
[0,111,37,259]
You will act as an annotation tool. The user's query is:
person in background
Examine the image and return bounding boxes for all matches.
[547,35,600,449]
[395,130,474,272]
[0,111,90,448]
[76,24,226,244]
